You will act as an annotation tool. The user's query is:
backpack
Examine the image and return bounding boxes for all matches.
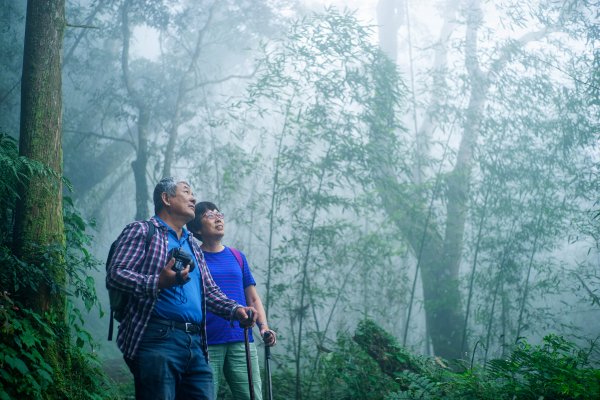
[106,221,155,340]
[229,247,244,271]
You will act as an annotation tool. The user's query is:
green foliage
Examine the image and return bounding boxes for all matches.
[0,292,55,398]
[353,319,429,380]
[312,333,400,400]
[461,24,600,355]
[63,196,101,315]
[386,371,444,400]
[237,11,411,394]
[0,291,114,399]
[308,321,600,400]
[0,133,57,297]
[484,334,600,400]
[0,134,55,244]
[0,133,116,399]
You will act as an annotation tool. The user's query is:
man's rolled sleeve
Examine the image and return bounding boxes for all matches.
[145,274,161,297]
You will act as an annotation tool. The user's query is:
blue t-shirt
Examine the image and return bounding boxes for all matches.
[152,216,203,324]
[204,247,256,344]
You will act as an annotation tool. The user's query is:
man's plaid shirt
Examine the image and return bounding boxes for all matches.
[106,217,240,360]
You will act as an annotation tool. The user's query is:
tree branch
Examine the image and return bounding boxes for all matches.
[573,272,600,307]
[0,79,20,107]
[487,28,550,81]
[187,65,262,93]
[65,22,99,29]
[63,0,107,68]
[63,129,135,147]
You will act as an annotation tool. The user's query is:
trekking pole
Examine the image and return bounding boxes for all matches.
[264,331,273,400]
[244,310,255,400]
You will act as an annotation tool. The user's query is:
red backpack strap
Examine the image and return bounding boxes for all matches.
[229,247,244,271]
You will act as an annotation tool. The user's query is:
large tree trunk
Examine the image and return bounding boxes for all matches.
[423,0,486,360]
[371,0,544,360]
[13,0,66,314]
[12,3,74,397]
[373,0,465,360]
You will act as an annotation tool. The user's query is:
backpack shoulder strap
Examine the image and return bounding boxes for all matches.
[229,247,244,271]
[144,221,155,252]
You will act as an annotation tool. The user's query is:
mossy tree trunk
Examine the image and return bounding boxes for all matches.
[12,2,73,397]
[13,0,66,314]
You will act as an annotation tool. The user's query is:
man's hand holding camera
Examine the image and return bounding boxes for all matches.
[158,248,194,289]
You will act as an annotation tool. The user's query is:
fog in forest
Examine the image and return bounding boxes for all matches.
[1,0,599,398]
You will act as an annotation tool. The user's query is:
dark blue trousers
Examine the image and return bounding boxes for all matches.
[126,320,214,400]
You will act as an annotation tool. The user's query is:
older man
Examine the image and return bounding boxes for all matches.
[107,177,256,400]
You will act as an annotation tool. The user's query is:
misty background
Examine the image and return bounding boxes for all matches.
[2,0,599,396]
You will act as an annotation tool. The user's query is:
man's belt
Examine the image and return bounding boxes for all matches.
[149,317,202,334]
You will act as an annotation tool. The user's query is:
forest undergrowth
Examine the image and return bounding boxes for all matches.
[308,320,600,400]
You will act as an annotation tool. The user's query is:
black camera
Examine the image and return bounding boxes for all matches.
[168,247,194,273]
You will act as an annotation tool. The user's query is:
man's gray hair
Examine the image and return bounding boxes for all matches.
[153,177,189,214]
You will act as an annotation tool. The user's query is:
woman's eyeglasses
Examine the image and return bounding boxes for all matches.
[203,210,224,220]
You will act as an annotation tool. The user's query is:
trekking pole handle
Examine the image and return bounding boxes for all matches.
[245,309,254,326]
[264,331,272,357]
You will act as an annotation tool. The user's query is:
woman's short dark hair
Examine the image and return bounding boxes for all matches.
[187,201,219,239]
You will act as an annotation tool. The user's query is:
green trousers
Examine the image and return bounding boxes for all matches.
[208,342,263,400]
